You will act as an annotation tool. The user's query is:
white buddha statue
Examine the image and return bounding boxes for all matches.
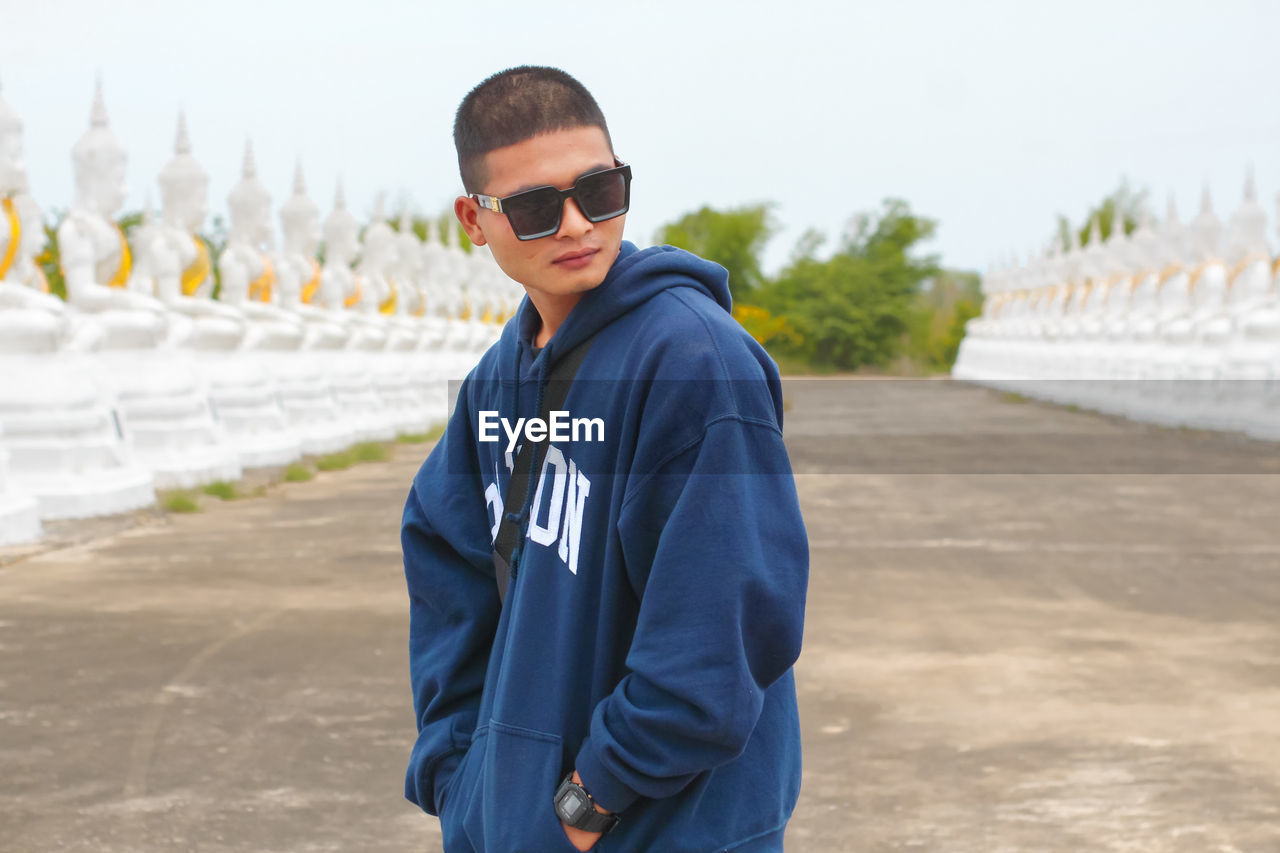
[1100,209,1157,415]
[360,199,422,357]
[1212,170,1277,432]
[468,244,505,352]
[1011,251,1038,386]
[0,195,72,353]
[418,216,451,352]
[1019,259,1053,390]
[1054,222,1104,400]
[277,162,348,350]
[320,181,396,442]
[394,209,427,324]
[54,81,240,489]
[0,81,45,543]
[360,198,433,434]
[323,181,386,352]
[320,180,361,313]
[983,252,1024,389]
[218,140,303,350]
[146,114,246,350]
[1118,198,1178,422]
[372,205,423,352]
[0,77,156,524]
[1036,235,1077,397]
[57,79,170,349]
[248,163,353,458]
[982,258,1021,388]
[1071,217,1127,409]
[355,196,399,324]
[411,217,452,428]
[389,208,444,427]
[143,126,297,469]
[441,220,476,369]
[953,258,1001,383]
[1239,188,1280,435]
[0,80,79,353]
[1130,196,1197,424]
[1169,186,1230,427]
[123,199,163,297]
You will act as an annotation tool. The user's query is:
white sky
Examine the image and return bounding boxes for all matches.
[3,0,1279,276]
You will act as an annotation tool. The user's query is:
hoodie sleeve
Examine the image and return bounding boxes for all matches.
[402,385,501,816]
[573,413,809,814]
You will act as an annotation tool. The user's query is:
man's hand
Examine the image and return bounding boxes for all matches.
[559,770,610,851]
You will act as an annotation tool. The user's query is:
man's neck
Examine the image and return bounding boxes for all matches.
[526,289,584,348]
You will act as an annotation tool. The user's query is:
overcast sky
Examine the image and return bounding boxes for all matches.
[3,0,1279,276]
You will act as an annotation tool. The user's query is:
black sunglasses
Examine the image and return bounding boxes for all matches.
[471,159,632,241]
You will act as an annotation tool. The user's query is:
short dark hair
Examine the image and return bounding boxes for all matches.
[454,66,613,194]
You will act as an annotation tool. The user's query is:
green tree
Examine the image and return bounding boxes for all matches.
[655,203,775,302]
[902,269,983,373]
[756,198,939,371]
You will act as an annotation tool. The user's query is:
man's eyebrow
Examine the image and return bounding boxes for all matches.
[506,163,613,196]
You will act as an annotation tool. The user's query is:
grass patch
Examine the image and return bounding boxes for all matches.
[201,480,239,500]
[315,451,354,471]
[351,441,391,463]
[1000,391,1030,405]
[315,441,392,472]
[159,491,201,513]
[283,463,314,483]
[397,424,445,444]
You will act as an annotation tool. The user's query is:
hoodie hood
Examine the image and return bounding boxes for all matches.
[508,241,730,378]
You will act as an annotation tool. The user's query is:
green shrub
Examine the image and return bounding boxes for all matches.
[283,463,314,482]
[201,481,239,500]
[160,491,200,513]
[351,442,391,463]
[315,451,353,471]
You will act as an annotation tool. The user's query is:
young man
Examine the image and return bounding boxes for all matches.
[402,66,808,852]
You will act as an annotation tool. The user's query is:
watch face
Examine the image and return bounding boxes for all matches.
[557,788,589,823]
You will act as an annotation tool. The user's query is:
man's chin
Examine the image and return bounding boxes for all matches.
[543,265,608,294]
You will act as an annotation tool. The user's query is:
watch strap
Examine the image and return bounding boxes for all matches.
[555,775,620,834]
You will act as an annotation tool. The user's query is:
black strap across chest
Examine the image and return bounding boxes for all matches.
[492,335,596,604]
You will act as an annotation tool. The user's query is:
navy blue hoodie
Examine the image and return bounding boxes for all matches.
[403,241,808,852]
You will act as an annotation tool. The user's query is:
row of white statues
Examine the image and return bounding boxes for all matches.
[0,79,523,546]
[953,170,1280,442]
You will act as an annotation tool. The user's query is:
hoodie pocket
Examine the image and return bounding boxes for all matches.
[440,727,486,853]
[461,720,585,853]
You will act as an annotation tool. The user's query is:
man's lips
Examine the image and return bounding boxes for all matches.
[553,248,598,265]
[552,248,599,272]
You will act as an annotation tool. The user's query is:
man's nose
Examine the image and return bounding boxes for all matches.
[557,197,592,239]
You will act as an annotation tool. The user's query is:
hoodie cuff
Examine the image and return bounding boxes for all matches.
[574,737,640,815]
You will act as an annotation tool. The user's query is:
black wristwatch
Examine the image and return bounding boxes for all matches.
[554,774,621,835]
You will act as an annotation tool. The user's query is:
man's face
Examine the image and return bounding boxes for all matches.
[456,125,625,301]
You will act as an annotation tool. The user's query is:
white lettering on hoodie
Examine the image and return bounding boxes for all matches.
[485,450,592,578]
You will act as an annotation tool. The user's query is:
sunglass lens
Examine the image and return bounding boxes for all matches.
[576,171,628,221]
[504,187,562,238]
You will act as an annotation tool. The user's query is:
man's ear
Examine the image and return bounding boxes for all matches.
[455,196,487,247]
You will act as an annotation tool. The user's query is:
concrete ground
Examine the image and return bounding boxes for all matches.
[2,379,1278,852]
